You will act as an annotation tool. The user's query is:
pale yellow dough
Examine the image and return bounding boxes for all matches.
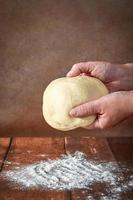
[42,76,108,131]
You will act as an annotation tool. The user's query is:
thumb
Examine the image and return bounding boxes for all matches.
[67,62,94,77]
[69,100,98,117]
[84,120,100,129]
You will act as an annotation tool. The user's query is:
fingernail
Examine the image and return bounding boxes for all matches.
[70,109,77,117]
[67,72,72,77]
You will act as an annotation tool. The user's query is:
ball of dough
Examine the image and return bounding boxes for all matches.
[42,76,108,131]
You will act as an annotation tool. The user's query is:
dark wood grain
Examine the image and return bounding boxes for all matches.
[65,137,115,199]
[65,137,115,161]
[65,137,133,199]
[108,138,133,162]
[0,138,12,171]
[5,137,66,166]
[0,137,68,200]
[0,137,133,199]
[108,137,133,198]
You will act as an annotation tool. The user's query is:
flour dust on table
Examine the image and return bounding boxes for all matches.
[1,151,133,200]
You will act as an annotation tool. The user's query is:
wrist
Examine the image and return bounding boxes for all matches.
[114,91,133,119]
[116,63,133,91]
[123,91,133,117]
[123,63,133,69]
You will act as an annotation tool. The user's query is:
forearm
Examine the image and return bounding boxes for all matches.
[124,63,133,69]
[127,91,133,116]
[118,63,133,91]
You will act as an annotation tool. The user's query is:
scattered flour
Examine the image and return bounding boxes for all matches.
[1,151,133,200]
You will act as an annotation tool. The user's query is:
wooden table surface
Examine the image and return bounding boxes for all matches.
[0,137,133,200]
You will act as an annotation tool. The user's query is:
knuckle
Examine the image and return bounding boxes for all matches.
[86,102,97,114]
[81,105,86,113]
[72,62,83,69]
[72,64,78,70]
[78,106,84,113]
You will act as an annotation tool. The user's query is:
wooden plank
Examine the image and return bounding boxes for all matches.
[65,137,132,200]
[0,137,132,199]
[65,137,116,161]
[0,190,68,200]
[108,138,133,162]
[4,137,66,167]
[0,138,12,171]
[65,137,116,199]
[0,137,68,200]
[108,138,133,198]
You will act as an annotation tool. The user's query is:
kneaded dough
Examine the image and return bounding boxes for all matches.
[42,76,108,131]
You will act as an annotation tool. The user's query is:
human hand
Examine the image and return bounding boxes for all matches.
[67,61,133,92]
[69,91,133,129]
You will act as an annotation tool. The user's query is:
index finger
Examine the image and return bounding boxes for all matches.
[66,62,95,77]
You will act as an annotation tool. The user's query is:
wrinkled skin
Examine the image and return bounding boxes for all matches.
[67,62,133,92]
[67,62,133,129]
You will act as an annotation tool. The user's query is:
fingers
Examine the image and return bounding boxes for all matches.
[70,100,98,117]
[67,62,95,77]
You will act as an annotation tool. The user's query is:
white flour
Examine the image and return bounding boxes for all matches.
[1,151,133,200]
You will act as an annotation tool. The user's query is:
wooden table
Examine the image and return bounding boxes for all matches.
[0,137,133,200]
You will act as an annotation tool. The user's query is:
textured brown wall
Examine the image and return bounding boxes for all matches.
[0,0,133,136]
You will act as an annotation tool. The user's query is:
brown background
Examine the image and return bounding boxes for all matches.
[0,0,133,137]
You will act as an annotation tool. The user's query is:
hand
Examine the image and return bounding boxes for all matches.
[69,91,133,129]
[67,61,133,92]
